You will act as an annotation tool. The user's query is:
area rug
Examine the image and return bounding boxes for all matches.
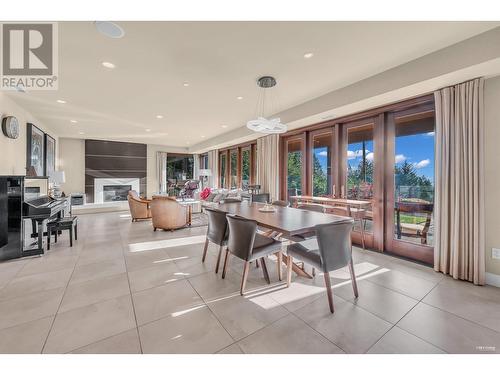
[190,212,208,228]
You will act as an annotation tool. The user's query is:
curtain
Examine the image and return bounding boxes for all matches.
[434,77,485,285]
[207,149,219,189]
[156,151,168,194]
[193,154,200,180]
[256,134,280,201]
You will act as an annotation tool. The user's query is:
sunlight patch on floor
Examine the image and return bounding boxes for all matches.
[128,235,207,252]
[171,304,206,317]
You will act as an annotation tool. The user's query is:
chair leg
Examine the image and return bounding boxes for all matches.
[348,260,359,298]
[215,246,223,274]
[74,223,78,241]
[286,255,293,287]
[260,258,270,284]
[360,219,366,250]
[277,252,283,281]
[240,261,250,295]
[201,238,209,262]
[55,230,58,243]
[323,272,334,313]
[47,228,51,250]
[221,249,230,279]
[69,227,73,247]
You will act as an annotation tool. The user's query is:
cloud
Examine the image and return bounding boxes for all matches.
[318,150,328,157]
[395,154,407,163]
[426,132,435,137]
[347,149,369,160]
[414,159,430,169]
[366,152,374,161]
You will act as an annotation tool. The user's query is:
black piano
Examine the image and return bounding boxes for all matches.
[0,176,68,261]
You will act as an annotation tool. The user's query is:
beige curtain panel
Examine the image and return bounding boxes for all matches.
[256,134,280,201]
[156,151,168,194]
[207,149,219,189]
[434,77,485,285]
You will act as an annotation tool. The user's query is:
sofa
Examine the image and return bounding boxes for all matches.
[150,195,192,231]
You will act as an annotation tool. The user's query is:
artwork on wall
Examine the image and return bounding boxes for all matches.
[26,123,45,177]
[44,134,56,177]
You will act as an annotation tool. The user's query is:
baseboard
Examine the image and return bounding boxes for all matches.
[485,272,500,287]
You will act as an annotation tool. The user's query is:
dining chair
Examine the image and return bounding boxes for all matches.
[286,220,358,313]
[297,203,326,213]
[272,200,290,207]
[203,207,229,273]
[223,214,283,295]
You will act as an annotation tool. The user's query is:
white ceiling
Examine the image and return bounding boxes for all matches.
[6,21,499,148]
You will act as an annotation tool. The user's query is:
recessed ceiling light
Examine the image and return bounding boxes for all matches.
[221,125,227,128]
[79,131,85,135]
[156,115,164,119]
[102,61,116,69]
[94,21,125,39]
[183,82,189,87]
[304,52,314,59]
[56,99,66,104]
[70,120,78,124]
[201,135,205,138]
[236,96,243,100]
[145,128,151,132]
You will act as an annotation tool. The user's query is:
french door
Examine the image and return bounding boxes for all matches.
[282,134,306,201]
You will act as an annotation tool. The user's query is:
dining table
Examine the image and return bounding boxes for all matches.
[216,201,353,278]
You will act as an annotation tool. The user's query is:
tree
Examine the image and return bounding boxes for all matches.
[287,151,302,193]
[395,160,433,201]
[312,154,328,195]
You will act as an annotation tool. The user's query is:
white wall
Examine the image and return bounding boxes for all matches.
[484,76,500,279]
[0,93,59,175]
[58,138,85,195]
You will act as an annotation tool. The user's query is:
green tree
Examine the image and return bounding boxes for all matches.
[312,154,328,195]
[395,160,433,201]
[287,151,302,194]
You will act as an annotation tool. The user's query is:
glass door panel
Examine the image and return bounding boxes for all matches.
[311,131,333,196]
[241,147,251,190]
[284,135,305,200]
[219,152,227,188]
[230,149,238,189]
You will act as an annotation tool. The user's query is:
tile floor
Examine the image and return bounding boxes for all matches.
[0,211,499,354]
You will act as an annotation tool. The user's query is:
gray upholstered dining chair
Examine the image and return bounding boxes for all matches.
[272,200,290,207]
[223,214,283,295]
[202,207,229,274]
[286,220,358,313]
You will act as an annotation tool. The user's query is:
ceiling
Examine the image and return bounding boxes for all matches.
[6,21,499,148]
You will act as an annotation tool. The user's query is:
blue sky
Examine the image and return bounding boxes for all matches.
[314,132,435,182]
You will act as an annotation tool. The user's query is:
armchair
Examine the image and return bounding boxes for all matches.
[151,195,192,231]
[127,190,152,222]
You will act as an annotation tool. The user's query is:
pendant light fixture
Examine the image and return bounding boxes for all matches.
[246,76,287,134]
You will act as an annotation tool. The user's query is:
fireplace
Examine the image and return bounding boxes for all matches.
[94,178,140,204]
[103,185,132,202]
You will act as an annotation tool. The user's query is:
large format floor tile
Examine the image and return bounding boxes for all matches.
[128,262,183,292]
[17,254,78,277]
[71,329,141,354]
[69,257,126,285]
[397,302,500,353]
[295,296,392,353]
[138,305,233,353]
[367,326,446,354]
[43,295,136,353]
[237,314,344,354]
[0,316,53,354]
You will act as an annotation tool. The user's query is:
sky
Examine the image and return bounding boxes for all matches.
[314,131,435,182]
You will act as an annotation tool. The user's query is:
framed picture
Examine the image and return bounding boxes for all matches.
[26,123,45,177]
[44,134,56,177]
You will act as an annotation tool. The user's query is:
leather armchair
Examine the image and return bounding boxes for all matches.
[127,190,152,222]
[151,195,192,231]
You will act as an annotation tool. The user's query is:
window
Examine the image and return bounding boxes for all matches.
[241,147,251,189]
[167,154,194,181]
[217,143,256,190]
[219,152,227,188]
[230,149,238,189]
[285,136,305,199]
[199,153,209,170]
[311,131,333,196]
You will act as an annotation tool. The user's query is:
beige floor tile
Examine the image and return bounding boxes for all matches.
[18,254,78,277]
[335,279,418,324]
[397,302,500,353]
[0,316,53,353]
[0,287,64,330]
[139,305,233,353]
[124,249,171,272]
[132,279,204,325]
[71,329,141,354]
[59,273,130,313]
[128,262,183,292]
[364,268,437,300]
[367,326,445,354]
[172,251,219,278]
[77,246,124,266]
[238,315,344,354]
[295,296,392,353]
[188,271,252,301]
[43,295,136,353]
[386,258,444,283]
[70,257,126,285]
[207,291,289,340]
[0,259,30,287]
[0,268,73,301]
[422,278,500,332]
[216,343,244,354]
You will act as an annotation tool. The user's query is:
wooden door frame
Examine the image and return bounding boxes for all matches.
[308,127,337,197]
[280,133,307,199]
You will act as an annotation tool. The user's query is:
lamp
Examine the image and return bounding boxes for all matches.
[199,169,212,189]
[49,170,65,198]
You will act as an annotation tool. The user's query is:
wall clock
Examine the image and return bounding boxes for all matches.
[2,116,20,139]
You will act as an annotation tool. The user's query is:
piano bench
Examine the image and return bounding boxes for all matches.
[47,216,78,250]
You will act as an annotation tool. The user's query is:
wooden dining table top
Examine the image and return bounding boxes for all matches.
[290,195,372,208]
[216,201,353,237]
